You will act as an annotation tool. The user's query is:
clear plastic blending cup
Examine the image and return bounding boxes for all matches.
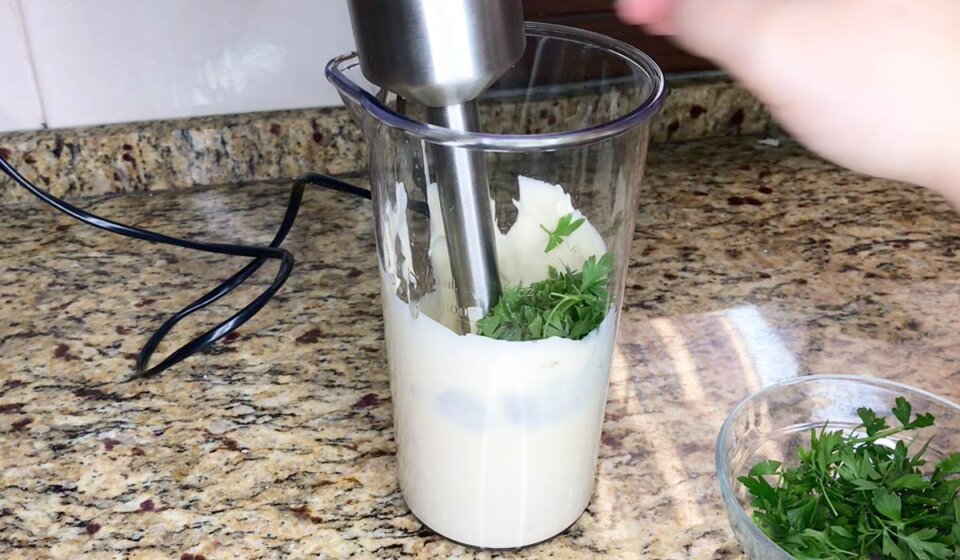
[327,22,665,548]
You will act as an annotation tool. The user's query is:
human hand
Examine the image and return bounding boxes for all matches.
[617,0,960,202]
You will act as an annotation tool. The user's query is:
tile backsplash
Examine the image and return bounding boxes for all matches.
[1,0,356,132]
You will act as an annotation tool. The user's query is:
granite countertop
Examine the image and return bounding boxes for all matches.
[3,134,960,559]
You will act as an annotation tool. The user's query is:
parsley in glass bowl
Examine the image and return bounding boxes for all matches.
[716,375,960,560]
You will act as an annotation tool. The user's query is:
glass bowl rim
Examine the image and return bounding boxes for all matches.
[325,21,667,151]
[715,374,960,559]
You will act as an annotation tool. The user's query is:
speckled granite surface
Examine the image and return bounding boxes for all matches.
[0,77,771,205]
[0,107,365,205]
[3,134,960,559]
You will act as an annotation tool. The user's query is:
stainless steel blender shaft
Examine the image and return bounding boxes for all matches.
[346,0,525,331]
[426,103,499,324]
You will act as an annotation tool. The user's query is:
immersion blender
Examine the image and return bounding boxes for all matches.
[345,0,525,332]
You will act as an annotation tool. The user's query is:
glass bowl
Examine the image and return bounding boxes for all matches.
[715,375,960,559]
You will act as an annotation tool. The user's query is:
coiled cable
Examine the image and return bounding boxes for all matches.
[0,155,371,379]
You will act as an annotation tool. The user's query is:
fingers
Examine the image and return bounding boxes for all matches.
[615,0,778,79]
[615,0,674,33]
[671,0,772,64]
[615,0,960,198]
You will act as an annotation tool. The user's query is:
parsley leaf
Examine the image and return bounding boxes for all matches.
[859,405,888,436]
[901,528,951,559]
[475,253,613,341]
[874,489,902,521]
[938,453,960,475]
[740,398,960,560]
[894,397,914,426]
[540,213,585,253]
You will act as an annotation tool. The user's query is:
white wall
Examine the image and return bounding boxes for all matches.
[0,0,356,132]
[0,1,45,131]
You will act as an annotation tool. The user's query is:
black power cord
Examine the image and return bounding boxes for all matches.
[0,155,371,379]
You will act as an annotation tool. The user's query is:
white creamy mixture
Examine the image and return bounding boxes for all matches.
[380,177,617,548]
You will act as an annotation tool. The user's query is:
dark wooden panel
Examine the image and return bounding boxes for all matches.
[546,12,714,73]
[524,0,613,17]
[522,1,716,73]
